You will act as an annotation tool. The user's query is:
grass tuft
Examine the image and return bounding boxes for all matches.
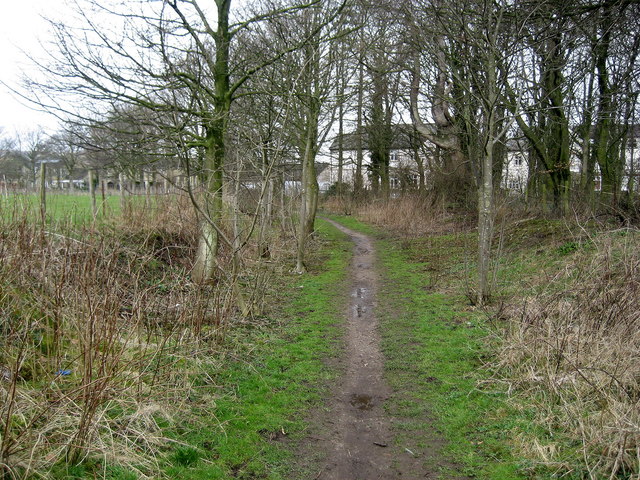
[171,447,201,467]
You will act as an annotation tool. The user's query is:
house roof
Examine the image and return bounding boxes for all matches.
[329,124,435,152]
[35,158,63,165]
[505,138,528,152]
[279,161,331,181]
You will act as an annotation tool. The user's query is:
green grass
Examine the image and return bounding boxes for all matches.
[0,198,351,480]
[327,215,527,479]
[151,219,352,479]
[0,192,139,224]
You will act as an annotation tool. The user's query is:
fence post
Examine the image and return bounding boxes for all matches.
[39,162,46,226]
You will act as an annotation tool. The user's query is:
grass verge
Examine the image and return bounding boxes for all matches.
[155,219,352,479]
[0,199,351,479]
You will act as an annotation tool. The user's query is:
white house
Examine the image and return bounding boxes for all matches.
[501,128,640,194]
[326,124,433,191]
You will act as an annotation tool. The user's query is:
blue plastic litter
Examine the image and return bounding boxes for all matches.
[56,370,72,376]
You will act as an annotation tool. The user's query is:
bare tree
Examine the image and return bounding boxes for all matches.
[283,2,349,272]
[588,0,640,206]
[408,5,474,205]
[0,130,20,190]
[26,0,345,283]
[408,0,518,303]
[13,129,52,187]
[48,127,86,190]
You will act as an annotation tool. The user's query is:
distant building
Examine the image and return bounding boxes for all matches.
[0,153,31,186]
[328,124,433,192]
[501,126,640,194]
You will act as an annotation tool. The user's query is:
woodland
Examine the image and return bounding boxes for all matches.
[0,0,639,478]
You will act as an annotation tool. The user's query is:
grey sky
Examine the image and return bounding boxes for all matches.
[0,0,67,135]
[0,0,223,138]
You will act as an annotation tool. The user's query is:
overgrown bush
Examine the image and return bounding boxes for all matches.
[0,195,270,478]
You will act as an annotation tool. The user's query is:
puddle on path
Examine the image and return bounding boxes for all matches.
[354,305,367,318]
[350,393,374,411]
[352,287,368,298]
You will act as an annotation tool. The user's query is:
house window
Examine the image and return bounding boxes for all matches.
[390,177,400,189]
[513,156,523,167]
[507,179,521,190]
[390,151,397,163]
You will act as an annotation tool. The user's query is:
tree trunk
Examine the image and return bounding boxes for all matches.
[119,173,126,211]
[477,53,496,306]
[543,44,571,215]
[477,163,493,305]
[192,128,226,283]
[592,3,627,207]
[231,156,249,316]
[579,66,596,197]
[337,100,344,194]
[280,170,287,234]
[101,178,106,217]
[628,138,636,199]
[296,157,309,274]
[296,113,319,273]
[354,61,364,196]
[410,48,468,203]
[368,58,391,200]
[144,171,151,207]
[257,142,272,258]
[413,125,425,191]
[191,0,231,283]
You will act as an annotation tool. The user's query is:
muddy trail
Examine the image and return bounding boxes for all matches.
[294,219,461,480]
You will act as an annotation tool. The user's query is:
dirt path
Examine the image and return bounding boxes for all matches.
[297,219,441,479]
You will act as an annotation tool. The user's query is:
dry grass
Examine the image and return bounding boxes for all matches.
[495,229,640,478]
[0,194,274,479]
[323,193,466,236]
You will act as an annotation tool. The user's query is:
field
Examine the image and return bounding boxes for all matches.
[0,192,145,224]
